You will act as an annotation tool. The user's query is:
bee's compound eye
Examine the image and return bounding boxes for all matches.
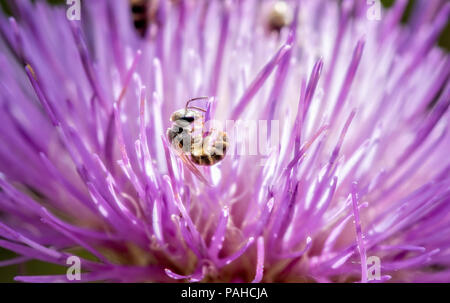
[171,109,199,124]
[180,116,195,123]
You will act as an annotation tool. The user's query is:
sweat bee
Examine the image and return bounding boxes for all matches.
[167,97,228,166]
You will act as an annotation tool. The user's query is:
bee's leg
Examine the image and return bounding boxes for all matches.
[168,126,192,154]
[167,125,182,144]
[190,135,203,157]
[179,132,192,153]
[202,132,229,163]
[167,128,177,144]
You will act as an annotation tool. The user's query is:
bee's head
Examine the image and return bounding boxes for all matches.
[170,109,201,125]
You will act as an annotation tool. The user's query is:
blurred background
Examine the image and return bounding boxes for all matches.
[0,0,448,282]
[1,0,447,50]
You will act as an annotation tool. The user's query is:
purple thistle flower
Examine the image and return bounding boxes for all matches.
[0,0,449,283]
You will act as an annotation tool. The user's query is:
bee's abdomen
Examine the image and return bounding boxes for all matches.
[190,132,228,166]
[191,155,216,166]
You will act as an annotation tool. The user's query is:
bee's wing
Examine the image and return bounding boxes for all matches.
[178,152,211,186]
[162,135,210,186]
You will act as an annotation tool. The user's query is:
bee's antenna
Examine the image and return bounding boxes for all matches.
[185,96,211,112]
[186,106,207,113]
